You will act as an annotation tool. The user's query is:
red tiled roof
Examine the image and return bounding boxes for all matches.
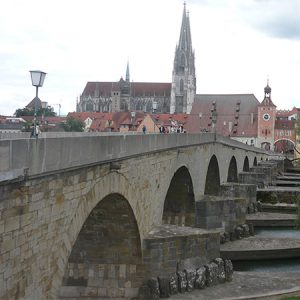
[187,94,259,136]
[68,112,113,121]
[89,118,107,131]
[82,81,171,97]
[276,107,299,118]
[120,117,133,125]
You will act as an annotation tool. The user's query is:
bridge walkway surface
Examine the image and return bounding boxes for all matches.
[169,272,300,299]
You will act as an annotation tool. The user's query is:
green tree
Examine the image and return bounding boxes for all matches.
[15,106,56,117]
[60,117,85,132]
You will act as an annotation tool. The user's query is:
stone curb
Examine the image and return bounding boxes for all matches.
[219,286,300,300]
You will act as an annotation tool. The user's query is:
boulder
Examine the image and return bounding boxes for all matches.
[224,260,234,282]
[185,269,196,292]
[177,271,187,293]
[194,267,206,289]
[205,262,218,286]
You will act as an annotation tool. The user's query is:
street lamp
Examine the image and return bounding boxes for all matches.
[30,70,46,137]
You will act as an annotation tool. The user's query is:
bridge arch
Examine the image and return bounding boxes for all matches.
[60,193,143,296]
[163,166,195,226]
[243,156,250,171]
[50,171,144,298]
[253,157,257,166]
[204,155,220,195]
[274,138,295,154]
[227,156,238,182]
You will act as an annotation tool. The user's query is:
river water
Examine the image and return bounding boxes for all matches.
[233,227,300,272]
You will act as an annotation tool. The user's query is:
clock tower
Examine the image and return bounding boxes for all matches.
[257,80,276,150]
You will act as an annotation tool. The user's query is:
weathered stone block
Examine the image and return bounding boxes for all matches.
[177,271,187,293]
[185,269,196,291]
[241,224,250,237]
[194,267,206,289]
[235,226,243,239]
[169,273,178,295]
[214,258,226,283]
[205,262,218,286]
[224,260,233,282]
[224,232,230,242]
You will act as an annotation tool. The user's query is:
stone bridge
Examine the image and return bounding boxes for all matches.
[0,133,278,299]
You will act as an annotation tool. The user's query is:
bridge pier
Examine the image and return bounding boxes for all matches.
[195,196,247,233]
[220,183,257,213]
[142,225,220,276]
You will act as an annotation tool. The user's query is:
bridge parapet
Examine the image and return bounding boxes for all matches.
[0,133,267,182]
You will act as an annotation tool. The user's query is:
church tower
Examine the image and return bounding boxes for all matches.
[257,80,276,150]
[170,3,196,114]
[119,61,131,111]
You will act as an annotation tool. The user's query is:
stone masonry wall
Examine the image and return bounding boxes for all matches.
[220,183,257,213]
[142,225,220,278]
[195,196,247,232]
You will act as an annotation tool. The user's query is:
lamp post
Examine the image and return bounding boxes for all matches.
[29,70,46,137]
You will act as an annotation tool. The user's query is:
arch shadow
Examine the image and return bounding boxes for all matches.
[253,157,257,166]
[204,155,220,195]
[163,166,195,226]
[227,156,238,182]
[60,193,143,297]
[243,156,250,172]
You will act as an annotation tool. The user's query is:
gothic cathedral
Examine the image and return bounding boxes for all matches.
[77,4,195,114]
[170,3,196,114]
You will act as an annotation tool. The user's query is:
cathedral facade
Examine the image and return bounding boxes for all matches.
[77,4,194,114]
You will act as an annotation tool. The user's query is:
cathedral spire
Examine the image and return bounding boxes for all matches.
[178,2,192,54]
[126,61,130,82]
[170,3,196,114]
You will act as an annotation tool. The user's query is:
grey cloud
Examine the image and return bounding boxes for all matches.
[241,0,300,40]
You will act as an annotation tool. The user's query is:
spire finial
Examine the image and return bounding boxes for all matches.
[126,60,130,82]
[264,76,271,97]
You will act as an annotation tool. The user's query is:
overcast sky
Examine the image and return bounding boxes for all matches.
[1,0,300,116]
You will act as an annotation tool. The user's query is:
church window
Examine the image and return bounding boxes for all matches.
[86,101,93,112]
[180,79,184,92]
[180,54,185,66]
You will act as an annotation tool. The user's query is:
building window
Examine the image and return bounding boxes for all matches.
[180,79,184,92]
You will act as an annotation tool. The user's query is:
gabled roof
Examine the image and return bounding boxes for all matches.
[68,112,113,121]
[259,96,276,107]
[187,94,259,136]
[276,107,299,118]
[26,97,42,110]
[82,81,171,97]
